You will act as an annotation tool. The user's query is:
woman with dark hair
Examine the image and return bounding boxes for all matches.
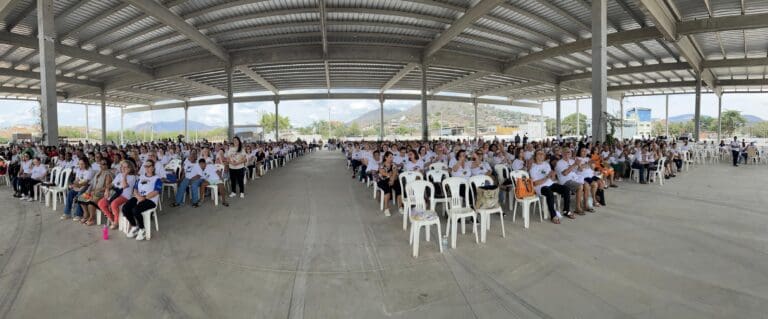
[63,157,92,221]
[403,149,423,172]
[78,159,113,226]
[226,136,247,198]
[98,160,136,229]
[377,151,401,216]
[123,159,162,241]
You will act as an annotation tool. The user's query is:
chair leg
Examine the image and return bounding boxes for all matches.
[436,222,443,253]
[450,218,457,249]
[412,225,420,257]
[499,211,505,238]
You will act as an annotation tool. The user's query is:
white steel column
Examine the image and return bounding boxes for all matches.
[226,66,234,141]
[539,105,544,139]
[38,0,58,146]
[576,99,580,136]
[591,0,608,142]
[694,72,702,141]
[119,107,124,145]
[421,64,429,141]
[379,94,385,141]
[717,93,723,141]
[555,83,562,137]
[473,99,479,139]
[274,97,280,141]
[665,94,669,137]
[619,97,624,140]
[100,88,107,144]
[84,104,90,141]
[184,101,189,142]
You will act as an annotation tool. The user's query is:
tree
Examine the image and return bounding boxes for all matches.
[545,118,557,136]
[347,122,361,136]
[260,113,291,134]
[749,121,768,138]
[720,110,746,137]
[562,113,587,136]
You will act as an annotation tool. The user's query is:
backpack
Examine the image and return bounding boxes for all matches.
[514,177,536,199]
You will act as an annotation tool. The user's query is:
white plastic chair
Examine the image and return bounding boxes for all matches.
[47,168,72,211]
[508,170,543,229]
[442,177,478,249]
[162,165,181,201]
[37,166,61,202]
[494,164,513,207]
[426,169,449,215]
[399,171,423,230]
[205,164,226,206]
[428,162,447,171]
[406,180,443,257]
[468,175,505,242]
[650,157,666,186]
[141,207,160,240]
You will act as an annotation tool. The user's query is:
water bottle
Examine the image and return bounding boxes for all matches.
[102,224,109,240]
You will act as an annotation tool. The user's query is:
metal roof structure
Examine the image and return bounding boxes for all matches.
[2,0,768,143]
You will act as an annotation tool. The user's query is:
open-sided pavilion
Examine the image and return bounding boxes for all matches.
[2,0,768,142]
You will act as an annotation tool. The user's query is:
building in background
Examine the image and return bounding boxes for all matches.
[625,107,652,137]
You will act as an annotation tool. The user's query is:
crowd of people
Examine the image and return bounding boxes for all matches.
[344,136,700,224]
[0,139,310,241]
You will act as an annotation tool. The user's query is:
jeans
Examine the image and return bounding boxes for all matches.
[732,150,739,166]
[632,162,648,183]
[176,178,203,205]
[64,188,85,217]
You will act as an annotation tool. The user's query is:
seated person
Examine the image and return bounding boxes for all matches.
[198,159,228,207]
[172,150,203,208]
[123,159,162,241]
[63,158,92,222]
[19,157,47,201]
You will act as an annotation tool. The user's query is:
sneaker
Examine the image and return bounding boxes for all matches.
[398,208,404,215]
[126,226,138,238]
[135,229,146,241]
[60,215,71,220]
[19,195,27,200]
[384,208,391,217]
[239,193,245,198]
[25,197,35,202]
[73,217,81,222]
[229,192,236,198]
[192,203,199,208]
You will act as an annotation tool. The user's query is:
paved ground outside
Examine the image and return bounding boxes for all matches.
[0,151,767,319]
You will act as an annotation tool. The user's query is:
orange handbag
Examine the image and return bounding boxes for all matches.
[514,177,536,199]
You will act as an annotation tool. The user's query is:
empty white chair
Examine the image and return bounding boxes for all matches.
[650,157,666,185]
[508,170,543,229]
[162,165,181,201]
[426,169,449,215]
[494,164,513,207]
[47,168,73,211]
[442,177,478,249]
[406,180,443,257]
[205,164,226,206]
[468,175,505,242]
[399,171,423,230]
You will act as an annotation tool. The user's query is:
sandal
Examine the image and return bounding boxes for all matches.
[109,224,118,230]
[551,217,561,224]
[85,219,95,226]
[565,211,576,219]
[222,202,229,207]
[585,207,595,213]
[575,210,586,216]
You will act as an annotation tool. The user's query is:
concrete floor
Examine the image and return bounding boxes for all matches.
[1,151,767,319]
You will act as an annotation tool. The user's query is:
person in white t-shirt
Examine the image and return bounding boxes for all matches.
[469,150,492,177]
[199,159,229,207]
[403,150,424,173]
[172,150,204,208]
[450,150,472,179]
[123,159,162,241]
[19,157,46,201]
[530,150,573,224]
[555,149,586,214]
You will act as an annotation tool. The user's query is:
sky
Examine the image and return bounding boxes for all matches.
[0,92,766,131]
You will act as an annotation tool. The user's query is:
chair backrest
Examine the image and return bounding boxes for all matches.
[406,180,434,211]
[425,169,447,184]
[48,166,61,184]
[399,171,423,200]
[468,175,495,205]
[429,162,447,171]
[442,177,469,209]
[494,164,510,184]
[508,170,530,180]
[58,168,73,188]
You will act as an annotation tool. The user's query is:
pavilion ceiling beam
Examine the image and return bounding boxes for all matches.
[608,81,697,92]
[429,71,489,95]
[235,65,278,94]
[635,0,717,87]
[118,87,186,101]
[499,3,578,39]
[677,12,768,35]
[3,0,33,31]
[0,86,67,97]
[381,63,418,92]
[475,81,541,97]
[54,0,91,31]
[0,67,101,87]
[0,0,25,22]
[422,0,505,59]
[0,31,153,77]
[60,3,130,42]
[559,62,692,82]
[122,0,230,62]
[170,76,226,96]
[319,0,330,91]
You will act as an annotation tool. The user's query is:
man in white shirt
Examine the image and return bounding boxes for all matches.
[555,149,586,214]
[730,136,741,167]
[172,151,204,208]
[199,159,228,207]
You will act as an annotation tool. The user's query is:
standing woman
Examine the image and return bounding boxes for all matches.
[123,159,162,241]
[227,136,247,198]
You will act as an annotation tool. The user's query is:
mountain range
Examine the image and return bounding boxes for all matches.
[667,113,763,123]
[132,120,219,132]
[349,101,542,128]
